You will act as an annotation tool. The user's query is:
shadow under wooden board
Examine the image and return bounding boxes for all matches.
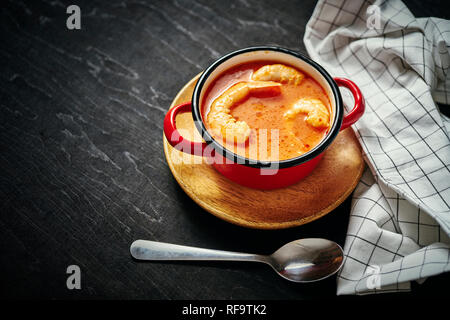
[163,74,365,229]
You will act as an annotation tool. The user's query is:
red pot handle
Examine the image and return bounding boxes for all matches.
[334,77,365,130]
[163,102,210,156]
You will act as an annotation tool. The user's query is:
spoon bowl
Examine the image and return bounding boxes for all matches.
[130,238,344,283]
[268,239,343,282]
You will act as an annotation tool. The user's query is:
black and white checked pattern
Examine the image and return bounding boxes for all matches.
[304,0,450,294]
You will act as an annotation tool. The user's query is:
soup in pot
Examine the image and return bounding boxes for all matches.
[202,61,331,161]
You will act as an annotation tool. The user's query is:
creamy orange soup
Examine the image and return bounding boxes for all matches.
[202,61,331,161]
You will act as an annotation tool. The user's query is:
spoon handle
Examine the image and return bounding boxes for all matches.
[130,240,267,263]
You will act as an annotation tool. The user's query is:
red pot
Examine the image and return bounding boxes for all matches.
[164,47,364,190]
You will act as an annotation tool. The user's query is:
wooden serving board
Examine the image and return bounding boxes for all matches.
[163,74,365,229]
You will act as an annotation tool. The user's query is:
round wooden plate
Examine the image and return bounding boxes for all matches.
[163,74,365,229]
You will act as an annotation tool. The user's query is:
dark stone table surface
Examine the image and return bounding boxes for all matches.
[1,0,449,300]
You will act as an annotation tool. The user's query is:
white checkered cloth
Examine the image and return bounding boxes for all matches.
[304,0,450,294]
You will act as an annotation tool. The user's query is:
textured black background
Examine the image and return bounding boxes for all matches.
[0,0,449,299]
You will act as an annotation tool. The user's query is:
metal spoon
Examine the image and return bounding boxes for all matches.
[130,238,344,283]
